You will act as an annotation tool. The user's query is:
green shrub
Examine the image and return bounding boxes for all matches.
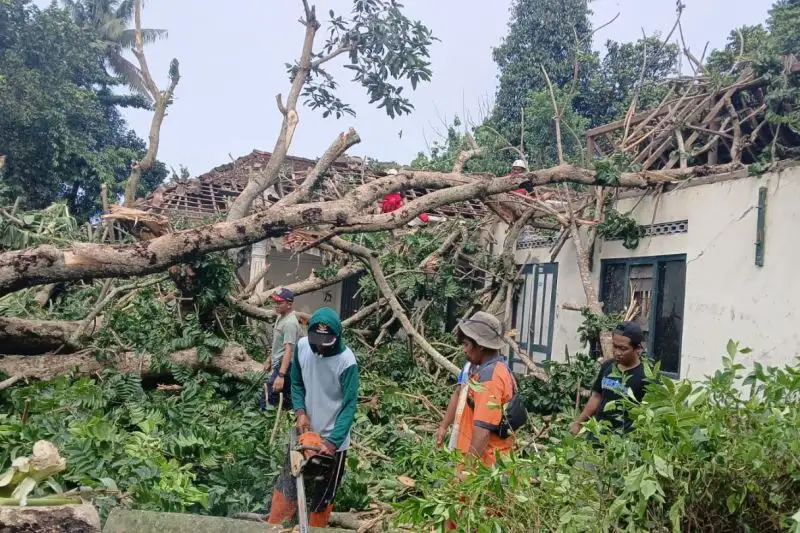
[396,342,800,532]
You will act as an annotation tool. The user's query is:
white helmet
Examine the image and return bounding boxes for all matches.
[386,168,398,175]
[512,159,528,170]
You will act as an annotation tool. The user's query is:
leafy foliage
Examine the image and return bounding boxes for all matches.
[491,0,593,139]
[0,202,82,250]
[577,308,623,347]
[596,209,644,250]
[0,0,167,220]
[397,344,800,532]
[300,0,436,119]
[517,353,599,415]
[348,224,486,332]
[64,0,169,100]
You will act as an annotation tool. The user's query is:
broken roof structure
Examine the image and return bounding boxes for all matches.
[138,150,494,221]
[586,63,800,170]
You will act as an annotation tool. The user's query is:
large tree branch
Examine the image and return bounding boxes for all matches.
[0,316,84,355]
[330,237,459,376]
[0,343,264,383]
[0,162,740,296]
[247,261,365,306]
[226,4,321,221]
[486,207,539,316]
[123,0,180,207]
[276,128,361,206]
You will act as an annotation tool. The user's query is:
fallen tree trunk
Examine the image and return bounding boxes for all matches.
[0,162,738,297]
[0,343,263,382]
[0,316,87,355]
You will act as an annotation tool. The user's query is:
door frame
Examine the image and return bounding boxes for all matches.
[513,262,559,365]
[599,254,686,377]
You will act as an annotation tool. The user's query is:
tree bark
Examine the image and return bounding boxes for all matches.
[0,316,85,355]
[0,343,262,382]
[562,188,613,358]
[123,0,180,207]
[0,162,739,297]
[0,504,100,533]
[226,3,322,221]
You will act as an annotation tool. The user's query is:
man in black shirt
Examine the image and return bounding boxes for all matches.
[570,322,648,436]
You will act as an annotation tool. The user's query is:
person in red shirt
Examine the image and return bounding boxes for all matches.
[510,159,529,196]
[380,169,430,223]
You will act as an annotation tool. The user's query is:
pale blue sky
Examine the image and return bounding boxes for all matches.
[46,0,775,175]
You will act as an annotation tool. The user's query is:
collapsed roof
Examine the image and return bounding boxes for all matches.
[137,150,494,221]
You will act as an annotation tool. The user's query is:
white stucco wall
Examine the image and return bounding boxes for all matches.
[240,245,343,316]
[513,165,800,380]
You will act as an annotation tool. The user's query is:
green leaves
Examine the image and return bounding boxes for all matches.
[0,1,167,220]
[596,209,644,250]
[301,0,435,119]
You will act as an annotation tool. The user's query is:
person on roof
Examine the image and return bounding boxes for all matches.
[266,307,359,529]
[509,159,531,196]
[380,168,430,223]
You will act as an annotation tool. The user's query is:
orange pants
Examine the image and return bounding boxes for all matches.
[266,489,334,528]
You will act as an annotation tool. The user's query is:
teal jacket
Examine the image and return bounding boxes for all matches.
[291,307,359,449]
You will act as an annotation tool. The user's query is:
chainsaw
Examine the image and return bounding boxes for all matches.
[289,428,335,533]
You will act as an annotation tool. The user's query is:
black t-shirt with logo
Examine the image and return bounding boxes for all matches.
[591,359,647,433]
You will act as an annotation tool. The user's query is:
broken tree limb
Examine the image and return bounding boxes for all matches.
[123,0,180,207]
[0,316,84,355]
[276,128,362,206]
[0,343,265,383]
[248,262,364,306]
[0,375,23,391]
[226,2,321,221]
[0,162,743,297]
[330,237,459,377]
[341,299,386,328]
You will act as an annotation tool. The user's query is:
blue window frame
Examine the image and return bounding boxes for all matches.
[599,255,687,377]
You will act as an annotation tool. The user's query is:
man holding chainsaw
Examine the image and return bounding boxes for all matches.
[267,307,359,529]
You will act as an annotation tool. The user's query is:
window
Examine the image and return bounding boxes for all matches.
[512,263,559,365]
[339,272,365,320]
[600,255,686,376]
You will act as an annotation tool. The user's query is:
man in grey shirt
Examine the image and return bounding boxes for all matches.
[264,288,302,409]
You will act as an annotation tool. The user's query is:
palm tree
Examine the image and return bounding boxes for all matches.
[64,0,168,100]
